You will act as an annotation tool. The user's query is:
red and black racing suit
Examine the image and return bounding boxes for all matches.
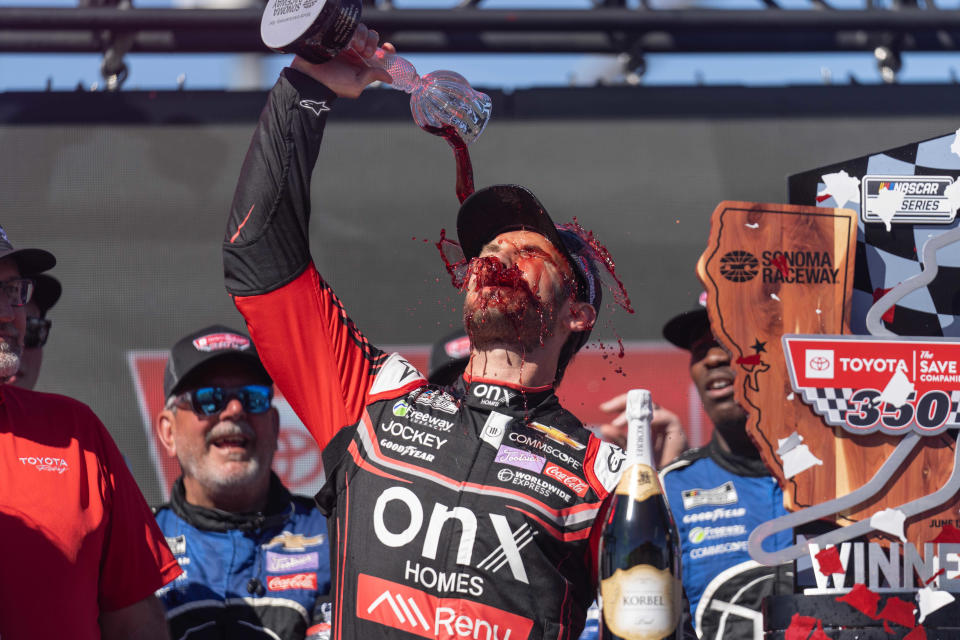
[223,68,626,640]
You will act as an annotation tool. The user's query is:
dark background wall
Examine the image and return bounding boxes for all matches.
[3,82,959,502]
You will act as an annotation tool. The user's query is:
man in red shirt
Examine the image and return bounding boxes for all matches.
[0,228,182,639]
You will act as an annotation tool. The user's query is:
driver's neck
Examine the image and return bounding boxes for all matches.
[465,345,560,389]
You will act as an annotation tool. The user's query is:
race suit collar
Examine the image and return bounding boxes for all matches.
[170,472,295,532]
[457,374,557,415]
[706,434,771,478]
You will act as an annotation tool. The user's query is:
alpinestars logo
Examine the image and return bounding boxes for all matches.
[358,574,534,640]
[19,455,69,474]
[299,99,330,115]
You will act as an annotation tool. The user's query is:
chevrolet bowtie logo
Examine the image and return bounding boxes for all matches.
[263,531,325,551]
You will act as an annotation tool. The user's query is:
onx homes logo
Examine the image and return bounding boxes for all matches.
[861,175,957,225]
[783,335,960,437]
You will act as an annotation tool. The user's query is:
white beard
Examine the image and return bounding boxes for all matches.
[0,342,20,379]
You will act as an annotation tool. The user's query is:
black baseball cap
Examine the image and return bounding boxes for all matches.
[164,325,271,398]
[662,292,711,351]
[0,226,55,275]
[428,329,471,386]
[31,274,61,316]
[456,184,602,312]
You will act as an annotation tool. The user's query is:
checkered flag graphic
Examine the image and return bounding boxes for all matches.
[789,131,960,337]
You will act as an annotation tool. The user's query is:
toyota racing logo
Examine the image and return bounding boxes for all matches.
[804,349,834,379]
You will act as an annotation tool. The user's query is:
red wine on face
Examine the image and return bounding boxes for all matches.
[599,390,682,640]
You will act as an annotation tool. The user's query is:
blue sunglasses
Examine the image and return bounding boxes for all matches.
[178,385,273,416]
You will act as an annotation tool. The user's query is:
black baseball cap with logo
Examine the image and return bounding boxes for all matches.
[456,184,602,313]
[0,225,56,275]
[662,292,711,351]
[456,185,607,372]
[164,325,271,398]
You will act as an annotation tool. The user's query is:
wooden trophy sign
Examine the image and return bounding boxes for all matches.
[696,200,960,596]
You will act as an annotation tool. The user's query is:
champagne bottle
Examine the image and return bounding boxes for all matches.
[599,389,682,640]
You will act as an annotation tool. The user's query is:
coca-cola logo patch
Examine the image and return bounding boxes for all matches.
[543,463,589,497]
[267,572,317,591]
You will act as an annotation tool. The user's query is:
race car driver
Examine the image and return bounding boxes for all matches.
[153,326,331,640]
[223,27,630,640]
[659,298,792,640]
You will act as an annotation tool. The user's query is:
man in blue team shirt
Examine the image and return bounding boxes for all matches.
[153,325,332,640]
[659,299,791,640]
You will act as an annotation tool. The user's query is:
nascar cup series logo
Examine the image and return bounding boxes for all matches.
[861,175,958,225]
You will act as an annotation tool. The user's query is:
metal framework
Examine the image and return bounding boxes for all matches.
[0,1,954,87]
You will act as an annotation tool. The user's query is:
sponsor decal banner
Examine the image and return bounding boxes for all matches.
[783,335,960,436]
[528,421,586,451]
[266,551,320,573]
[543,462,589,497]
[263,531,326,551]
[861,175,957,225]
[18,455,69,474]
[357,573,533,640]
[495,445,546,473]
[267,572,317,591]
[680,481,738,510]
[192,332,250,352]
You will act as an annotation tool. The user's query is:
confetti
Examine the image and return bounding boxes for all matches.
[878,596,916,629]
[776,431,804,456]
[872,188,906,232]
[818,170,861,208]
[771,293,781,301]
[781,445,823,478]
[787,392,795,401]
[951,127,960,159]
[905,626,927,640]
[933,525,960,543]
[785,613,819,640]
[809,622,831,640]
[917,586,954,623]
[836,583,881,618]
[878,369,915,409]
[815,546,845,576]
[745,222,760,229]
[870,508,907,542]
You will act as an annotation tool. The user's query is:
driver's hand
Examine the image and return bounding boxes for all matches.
[598,393,688,468]
[292,24,393,98]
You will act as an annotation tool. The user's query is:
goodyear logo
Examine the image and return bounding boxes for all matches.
[861,175,957,225]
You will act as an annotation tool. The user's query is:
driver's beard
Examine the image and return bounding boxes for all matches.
[0,341,21,379]
[464,291,559,354]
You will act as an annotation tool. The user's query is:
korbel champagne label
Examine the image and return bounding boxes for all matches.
[601,565,682,640]
[614,463,661,503]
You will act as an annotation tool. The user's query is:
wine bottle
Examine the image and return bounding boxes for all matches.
[599,389,682,640]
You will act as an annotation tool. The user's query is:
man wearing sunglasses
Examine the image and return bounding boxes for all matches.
[10,273,59,390]
[154,325,332,640]
[0,228,181,639]
[222,28,634,640]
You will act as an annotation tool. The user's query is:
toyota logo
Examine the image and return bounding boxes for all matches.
[808,356,831,371]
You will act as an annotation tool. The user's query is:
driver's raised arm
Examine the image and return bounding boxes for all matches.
[222,27,393,451]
